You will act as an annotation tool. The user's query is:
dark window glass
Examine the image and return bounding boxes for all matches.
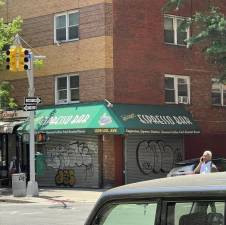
[212,82,221,105]
[69,26,79,40]
[69,12,79,26]
[167,201,225,225]
[56,15,66,41]
[164,17,174,44]
[56,15,66,28]
[165,77,175,102]
[70,76,79,88]
[71,89,79,101]
[177,19,187,45]
[212,92,221,105]
[57,77,67,90]
[178,78,188,97]
[58,90,67,101]
[165,90,175,102]
[56,28,66,41]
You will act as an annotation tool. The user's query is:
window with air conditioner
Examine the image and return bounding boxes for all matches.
[212,79,226,106]
[164,15,190,46]
[55,75,79,104]
[165,75,190,104]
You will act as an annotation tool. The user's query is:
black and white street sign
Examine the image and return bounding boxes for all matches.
[24,97,42,105]
[23,104,37,111]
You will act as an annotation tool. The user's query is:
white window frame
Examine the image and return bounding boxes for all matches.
[54,10,79,43]
[164,15,190,46]
[55,74,79,104]
[211,79,226,106]
[165,74,190,104]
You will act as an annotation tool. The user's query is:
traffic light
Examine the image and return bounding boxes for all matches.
[23,49,30,70]
[6,47,17,72]
[18,48,30,71]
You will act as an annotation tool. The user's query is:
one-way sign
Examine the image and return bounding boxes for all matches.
[24,97,42,105]
[23,104,37,111]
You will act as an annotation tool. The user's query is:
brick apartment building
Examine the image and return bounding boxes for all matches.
[0,0,225,188]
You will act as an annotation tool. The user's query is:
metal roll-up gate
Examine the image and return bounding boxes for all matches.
[36,134,100,188]
[125,135,184,184]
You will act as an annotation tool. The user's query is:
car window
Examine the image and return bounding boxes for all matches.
[166,201,225,225]
[94,202,157,225]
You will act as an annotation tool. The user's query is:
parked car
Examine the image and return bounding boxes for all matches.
[167,158,226,177]
[85,172,226,225]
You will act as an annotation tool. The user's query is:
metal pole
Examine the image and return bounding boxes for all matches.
[26,52,38,196]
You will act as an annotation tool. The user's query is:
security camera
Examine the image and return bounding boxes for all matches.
[55,40,61,46]
[104,99,113,108]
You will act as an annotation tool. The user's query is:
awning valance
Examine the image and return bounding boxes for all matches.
[111,103,200,134]
[18,102,123,134]
[17,102,200,135]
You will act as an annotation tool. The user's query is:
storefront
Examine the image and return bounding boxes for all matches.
[17,102,200,187]
[0,110,28,186]
[110,103,200,184]
[18,102,123,187]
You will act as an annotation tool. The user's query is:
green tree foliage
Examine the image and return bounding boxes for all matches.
[0,81,17,110]
[163,0,226,81]
[0,0,22,68]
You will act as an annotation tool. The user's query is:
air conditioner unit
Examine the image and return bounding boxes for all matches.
[178,96,188,104]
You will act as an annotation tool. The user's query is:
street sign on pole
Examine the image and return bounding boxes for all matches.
[24,97,42,105]
[23,104,37,111]
[25,51,39,197]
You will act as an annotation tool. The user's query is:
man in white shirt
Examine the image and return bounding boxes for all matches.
[194,150,218,174]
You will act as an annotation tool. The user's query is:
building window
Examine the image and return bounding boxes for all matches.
[164,15,189,46]
[54,11,79,42]
[165,75,190,104]
[212,79,226,106]
[55,75,79,104]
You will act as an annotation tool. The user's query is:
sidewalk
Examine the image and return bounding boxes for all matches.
[0,187,105,205]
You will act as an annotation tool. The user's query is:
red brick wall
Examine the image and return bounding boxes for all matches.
[112,0,226,134]
[102,135,115,186]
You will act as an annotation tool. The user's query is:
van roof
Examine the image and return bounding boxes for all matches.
[85,173,226,225]
[102,172,226,201]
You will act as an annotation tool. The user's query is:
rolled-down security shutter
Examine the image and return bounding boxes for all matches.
[36,134,100,188]
[125,135,184,184]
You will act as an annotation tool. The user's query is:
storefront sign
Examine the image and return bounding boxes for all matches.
[94,128,118,134]
[137,114,193,125]
[126,129,200,134]
[0,110,29,120]
[40,114,90,126]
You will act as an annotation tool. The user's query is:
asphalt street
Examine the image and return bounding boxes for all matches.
[0,201,95,225]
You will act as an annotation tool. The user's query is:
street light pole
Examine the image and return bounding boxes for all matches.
[26,52,38,197]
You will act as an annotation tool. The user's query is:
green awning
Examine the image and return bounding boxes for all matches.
[111,103,200,134]
[18,102,124,134]
[18,102,200,135]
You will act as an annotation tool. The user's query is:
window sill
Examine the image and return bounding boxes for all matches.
[164,42,188,48]
[54,38,79,45]
[212,104,226,108]
[55,101,80,105]
[165,102,190,105]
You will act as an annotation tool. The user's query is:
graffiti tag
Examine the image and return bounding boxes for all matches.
[136,140,182,175]
[55,169,76,187]
[46,140,97,178]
